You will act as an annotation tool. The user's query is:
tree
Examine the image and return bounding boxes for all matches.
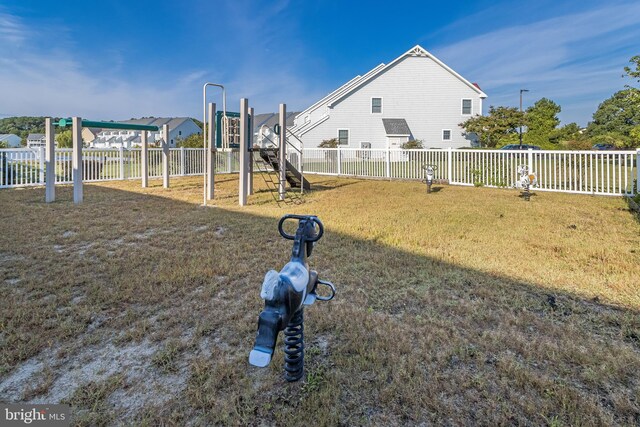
[56,130,73,148]
[524,98,561,146]
[401,139,424,149]
[459,106,525,147]
[176,133,203,148]
[623,55,640,87]
[318,138,338,148]
[586,89,640,148]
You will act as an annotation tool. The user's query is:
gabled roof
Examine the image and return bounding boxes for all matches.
[295,45,486,122]
[327,45,486,107]
[0,133,20,140]
[382,119,411,136]
[27,133,45,140]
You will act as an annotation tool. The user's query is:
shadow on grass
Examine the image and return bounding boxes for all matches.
[0,181,638,426]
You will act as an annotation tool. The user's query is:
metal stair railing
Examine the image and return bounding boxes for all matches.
[252,146,303,206]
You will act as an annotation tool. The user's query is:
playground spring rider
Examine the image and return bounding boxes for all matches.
[422,164,438,193]
[515,164,537,201]
[249,214,336,381]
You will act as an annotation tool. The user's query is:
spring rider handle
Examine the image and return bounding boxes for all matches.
[249,214,335,381]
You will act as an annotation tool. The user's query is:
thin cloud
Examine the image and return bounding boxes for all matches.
[434,2,640,125]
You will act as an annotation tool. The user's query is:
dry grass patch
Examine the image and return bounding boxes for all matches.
[0,175,639,425]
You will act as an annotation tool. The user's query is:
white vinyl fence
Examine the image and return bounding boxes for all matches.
[301,147,640,196]
[0,147,240,188]
[1,147,638,196]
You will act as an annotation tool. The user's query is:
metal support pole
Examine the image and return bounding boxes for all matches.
[279,104,286,201]
[162,124,170,188]
[239,98,249,206]
[72,117,83,204]
[141,131,148,188]
[248,107,254,196]
[519,89,528,148]
[45,118,55,202]
[207,102,216,200]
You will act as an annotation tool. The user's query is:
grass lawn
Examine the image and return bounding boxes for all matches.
[0,175,639,426]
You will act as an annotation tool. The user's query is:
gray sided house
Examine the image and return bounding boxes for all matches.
[0,133,22,148]
[290,45,487,149]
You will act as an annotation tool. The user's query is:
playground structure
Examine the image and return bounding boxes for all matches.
[38,90,308,206]
[211,98,309,207]
[249,214,335,381]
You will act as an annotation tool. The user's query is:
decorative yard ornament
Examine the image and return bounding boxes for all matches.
[249,214,335,381]
[514,164,537,201]
[422,164,438,193]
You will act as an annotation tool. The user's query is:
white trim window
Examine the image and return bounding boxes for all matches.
[442,129,452,141]
[371,97,383,114]
[461,99,472,115]
[337,129,349,145]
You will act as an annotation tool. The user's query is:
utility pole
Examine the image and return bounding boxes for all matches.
[519,89,529,147]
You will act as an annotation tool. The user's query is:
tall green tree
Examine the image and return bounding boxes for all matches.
[176,133,204,148]
[459,106,525,147]
[586,89,640,148]
[524,98,561,146]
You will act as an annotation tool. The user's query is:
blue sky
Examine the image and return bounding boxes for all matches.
[0,0,638,126]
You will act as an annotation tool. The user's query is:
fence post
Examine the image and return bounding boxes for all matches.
[119,146,125,180]
[337,146,342,175]
[162,124,170,188]
[447,147,453,184]
[72,117,83,204]
[39,146,45,184]
[180,146,186,176]
[385,146,390,178]
[45,118,55,202]
[228,151,232,173]
[141,131,148,187]
[528,148,534,177]
[636,148,640,194]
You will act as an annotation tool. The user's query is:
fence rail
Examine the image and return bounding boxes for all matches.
[1,147,638,196]
[300,147,639,196]
[0,148,240,189]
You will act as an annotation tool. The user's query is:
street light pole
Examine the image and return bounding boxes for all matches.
[519,89,529,148]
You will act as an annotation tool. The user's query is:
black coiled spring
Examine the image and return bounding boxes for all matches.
[283,309,304,381]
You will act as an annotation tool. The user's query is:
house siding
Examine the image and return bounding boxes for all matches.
[297,54,483,149]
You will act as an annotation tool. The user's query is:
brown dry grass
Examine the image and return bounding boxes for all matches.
[0,174,639,426]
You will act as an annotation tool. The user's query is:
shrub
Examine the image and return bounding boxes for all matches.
[319,138,338,148]
[401,139,424,149]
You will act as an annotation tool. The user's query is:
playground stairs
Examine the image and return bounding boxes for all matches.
[253,148,307,206]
